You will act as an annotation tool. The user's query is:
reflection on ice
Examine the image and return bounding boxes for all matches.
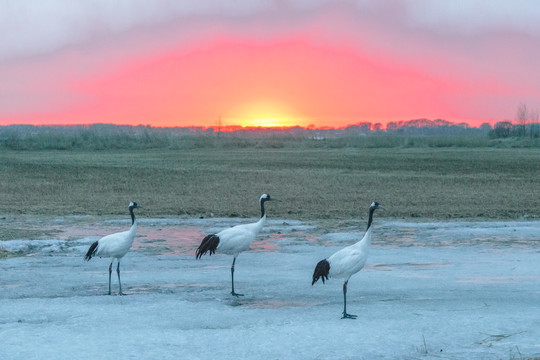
[4,217,540,257]
[134,226,203,255]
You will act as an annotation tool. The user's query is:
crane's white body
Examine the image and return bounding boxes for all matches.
[215,215,266,256]
[327,227,372,281]
[94,222,137,261]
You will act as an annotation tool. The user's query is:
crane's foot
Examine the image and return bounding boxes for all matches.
[119,292,126,296]
[231,291,244,297]
[341,312,357,319]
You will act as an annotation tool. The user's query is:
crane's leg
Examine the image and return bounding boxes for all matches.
[117,261,124,295]
[342,280,357,319]
[230,257,243,297]
[108,262,113,295]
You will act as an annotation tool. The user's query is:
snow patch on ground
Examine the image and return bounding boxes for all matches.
[1,217,540,359]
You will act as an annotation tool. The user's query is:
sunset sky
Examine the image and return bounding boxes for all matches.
[1,0,539,128]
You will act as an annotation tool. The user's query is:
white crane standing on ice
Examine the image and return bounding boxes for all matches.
[312,201,383,319]
[196,194,276,296]
[85,202,142,295]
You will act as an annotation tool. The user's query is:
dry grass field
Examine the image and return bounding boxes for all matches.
[2,138,540,224]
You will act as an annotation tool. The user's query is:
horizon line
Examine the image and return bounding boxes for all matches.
[1,118,506,131]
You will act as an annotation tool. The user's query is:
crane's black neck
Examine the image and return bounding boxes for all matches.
[129,206,136,225]
[260,199,268,218]
[366,207,376,231]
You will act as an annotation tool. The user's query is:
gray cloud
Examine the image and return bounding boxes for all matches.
[0,0,275,61]
[2,0,539,62]
[402,0,540,36]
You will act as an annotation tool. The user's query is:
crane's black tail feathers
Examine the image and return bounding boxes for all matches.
[84,241,99,261]
[196,234,220,259]
[312,259,330,285]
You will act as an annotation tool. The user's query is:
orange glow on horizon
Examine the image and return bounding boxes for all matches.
[1,0,538,131]
[226,99,304,128]
[0,37,513,129]
[239,117,294,128]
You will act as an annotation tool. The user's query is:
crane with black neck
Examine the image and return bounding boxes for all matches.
[84,202,142,295]
[312,201,384,318]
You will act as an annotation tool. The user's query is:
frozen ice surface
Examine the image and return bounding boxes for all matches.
[1,217,540,359]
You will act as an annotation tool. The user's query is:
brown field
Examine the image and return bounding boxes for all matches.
[2,142,540,227]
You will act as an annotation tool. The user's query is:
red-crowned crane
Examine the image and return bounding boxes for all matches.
[312,201,383,319]
[84,202,142,295]
[196,194,276,297]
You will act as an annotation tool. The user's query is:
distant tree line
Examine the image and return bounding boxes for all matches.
[0,118,490,143]
[1,104,540,150]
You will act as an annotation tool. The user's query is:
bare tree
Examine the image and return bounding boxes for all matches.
[516,102,528,137]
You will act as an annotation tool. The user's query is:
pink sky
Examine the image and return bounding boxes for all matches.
[1,0,539,128]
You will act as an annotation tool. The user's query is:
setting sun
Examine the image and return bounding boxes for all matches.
[229,100,300,128]
[242,117,294,128]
